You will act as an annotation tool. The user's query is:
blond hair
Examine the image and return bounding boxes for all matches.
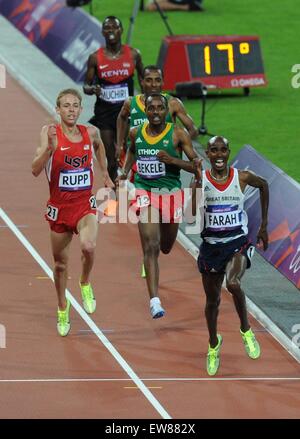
[56,89,82,107]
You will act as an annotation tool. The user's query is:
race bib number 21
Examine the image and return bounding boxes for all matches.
[46,205,58,221]
[89,195,97,209]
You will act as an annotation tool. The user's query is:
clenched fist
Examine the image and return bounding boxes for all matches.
[47,124,57,151]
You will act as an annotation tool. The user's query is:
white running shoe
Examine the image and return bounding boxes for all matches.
[150,300,165,319]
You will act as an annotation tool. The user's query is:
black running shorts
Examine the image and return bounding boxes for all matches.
[90,100,123,131]
[197,235,255,274]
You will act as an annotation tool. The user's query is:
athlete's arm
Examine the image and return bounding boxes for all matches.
[239,170,269,250]
[158,127,201,177]
[157,149,198,174]
[116,98,131,158]
[119,127,137,181]
[169,97,199,140]
[83,53,101,96]
[89,126,114,188]
[175,126,199,162]
[131,48,144,89]
[191,167,203,217]
[32,124,56,177]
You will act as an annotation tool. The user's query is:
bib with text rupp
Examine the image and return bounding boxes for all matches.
[59,168,91,191]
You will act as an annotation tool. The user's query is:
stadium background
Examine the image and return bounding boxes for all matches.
[84,0,299,182]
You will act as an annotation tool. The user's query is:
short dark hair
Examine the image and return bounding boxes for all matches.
[103,16,123,29]
[145,93,168,109]
[142,65,163,79]
[207,136,229,148]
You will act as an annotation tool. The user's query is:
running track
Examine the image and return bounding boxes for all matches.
[0,75,300,419]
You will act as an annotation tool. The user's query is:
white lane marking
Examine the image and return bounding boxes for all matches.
[0,207,171,420]
[0,377,300,383]
[78,329,115,333]
[0,224,28,228]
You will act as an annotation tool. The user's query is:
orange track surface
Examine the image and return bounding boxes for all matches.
[0,76,300,419]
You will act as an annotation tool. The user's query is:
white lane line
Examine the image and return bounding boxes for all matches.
[0,377,300,383]
[0,224,28,228]
[0,207,171,420]
[78,329,115,333]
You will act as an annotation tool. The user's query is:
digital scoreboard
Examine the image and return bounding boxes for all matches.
[157,35,267,92]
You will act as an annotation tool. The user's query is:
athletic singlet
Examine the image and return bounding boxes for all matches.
[201,167,248,244]
[46,125,94,204]
[96,45,135,104]
[134,122,182,193]
[129,94,173,128]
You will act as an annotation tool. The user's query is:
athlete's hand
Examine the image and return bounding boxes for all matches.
[47,124,57,151]
[103,172,115,189]
[193,158,203,181]
[115,145,123,163]
[257,225,268,251]
[157,150,174,164]
[115,170,128,188]
[92,85,101,97]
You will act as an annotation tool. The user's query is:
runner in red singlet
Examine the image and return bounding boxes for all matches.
[32,88,114,337]
[83,16,143,183]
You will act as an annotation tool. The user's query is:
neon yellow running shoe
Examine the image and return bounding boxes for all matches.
[240,328,260,359]
[80,282,96,314]
[141,263,147,278]
[206,334,222,376]
[57,299,71,337]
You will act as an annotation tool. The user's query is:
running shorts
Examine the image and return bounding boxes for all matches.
[130,189,184,223]
[90,100,123,131]
[45,195,97,234]
[197,235,255,274]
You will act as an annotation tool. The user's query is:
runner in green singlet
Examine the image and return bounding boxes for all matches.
[116,65,198,163]
[118,93,201,319]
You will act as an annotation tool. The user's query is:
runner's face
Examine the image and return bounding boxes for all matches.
[142,70,163,96]
[145,97,167,126]
[56,94,82,125]
[206,141,230,172]
[102,19,122,44]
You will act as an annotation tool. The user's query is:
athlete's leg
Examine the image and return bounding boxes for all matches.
[159,190,182,253]
[77,213,98,285]
[226,252,261,358]
[139,224,147,255]
[100,129,118,182]
[138,207,161,299]
[225,253,249,332]
[50,230,73,310]
[201,272,224,348]
[159,222,179,254]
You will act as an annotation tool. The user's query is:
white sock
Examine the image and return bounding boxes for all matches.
[150,297,161,307]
